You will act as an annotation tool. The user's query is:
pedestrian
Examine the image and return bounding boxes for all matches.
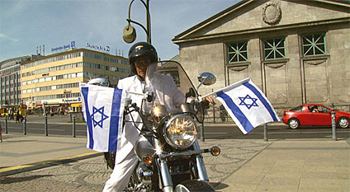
[219,105,227,122]
[0,119,3,142]
[15,108,20,123]
[9,108,13,120]
[60,106,63,115]
[20,108,26,123]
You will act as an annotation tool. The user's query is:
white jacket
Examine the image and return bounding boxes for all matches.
[115,74,185,163]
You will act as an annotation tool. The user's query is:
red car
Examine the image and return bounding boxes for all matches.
[282,104,350,129]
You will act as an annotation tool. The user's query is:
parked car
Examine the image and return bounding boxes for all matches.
[282,104,350,129]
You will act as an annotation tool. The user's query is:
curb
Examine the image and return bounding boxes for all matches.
[0,151,102,177]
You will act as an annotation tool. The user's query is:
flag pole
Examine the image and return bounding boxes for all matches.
[199,77,251,99]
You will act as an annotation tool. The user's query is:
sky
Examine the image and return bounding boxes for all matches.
[0,0,240,62]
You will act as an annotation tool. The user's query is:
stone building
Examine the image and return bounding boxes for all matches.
[173,0,350,114]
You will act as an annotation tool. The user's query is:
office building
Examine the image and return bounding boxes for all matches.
[0,55,40,109]
[21,48,129,113]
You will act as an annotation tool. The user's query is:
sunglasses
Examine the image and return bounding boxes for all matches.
[134,58,152,67]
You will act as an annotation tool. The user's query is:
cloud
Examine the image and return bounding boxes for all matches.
[0,34,19,42]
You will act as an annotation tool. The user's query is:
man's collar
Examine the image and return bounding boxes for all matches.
[135,75,145,82]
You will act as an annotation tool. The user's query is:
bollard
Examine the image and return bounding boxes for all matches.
[70,113,72,123]
[200,122,205,142]
[331,103,336,141]
[45,114,48,136]
[72,116,76,137]
[213,105,216,123]
[23,117,27,135]
[5,117,8,134]
[264,123,268,141]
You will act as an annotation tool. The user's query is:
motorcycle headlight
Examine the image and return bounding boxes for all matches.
[163,114,197,149]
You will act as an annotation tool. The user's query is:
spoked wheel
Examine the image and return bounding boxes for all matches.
[288,118,300,129]
[337,117,350,128]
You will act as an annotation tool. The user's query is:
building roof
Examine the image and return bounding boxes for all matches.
[21,48,127,65]
[169,55,180,63]
[0,55,35,69]
[173,0,350,44]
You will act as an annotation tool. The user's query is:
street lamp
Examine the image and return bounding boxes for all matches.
[122,0,151,44]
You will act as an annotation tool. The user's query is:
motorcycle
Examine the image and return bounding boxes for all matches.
[91,61,220,192]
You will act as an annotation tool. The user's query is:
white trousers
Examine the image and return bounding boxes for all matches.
[103,150,139,192]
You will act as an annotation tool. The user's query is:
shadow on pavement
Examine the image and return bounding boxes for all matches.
[211,182,228,190]
[0,175,52,184]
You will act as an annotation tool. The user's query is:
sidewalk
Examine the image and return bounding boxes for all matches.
[0,133,349,191]
[0,134,99,175]
[216,139,350,192]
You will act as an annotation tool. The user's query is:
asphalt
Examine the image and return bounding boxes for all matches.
[0,118,349,191]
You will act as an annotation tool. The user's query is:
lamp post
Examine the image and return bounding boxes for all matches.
[123,0,151,44]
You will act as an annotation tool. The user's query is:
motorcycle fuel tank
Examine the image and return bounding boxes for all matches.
[134,134,155,160]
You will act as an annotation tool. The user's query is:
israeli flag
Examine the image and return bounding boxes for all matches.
[80,84,125,152]
[209,78,280,134]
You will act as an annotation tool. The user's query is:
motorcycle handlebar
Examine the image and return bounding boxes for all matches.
[158,146,220,160]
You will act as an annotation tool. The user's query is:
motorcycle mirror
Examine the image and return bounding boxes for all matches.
[146,92,154,102]
[87,77,111,87]
[124,98,132,107]
[198,72,216,86]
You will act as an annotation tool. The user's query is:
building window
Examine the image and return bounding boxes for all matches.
[263,37,286,60]
[302,33,326,56]
[227,42,248,63]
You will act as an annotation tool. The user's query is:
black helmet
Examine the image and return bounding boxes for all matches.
[128,42,158,75]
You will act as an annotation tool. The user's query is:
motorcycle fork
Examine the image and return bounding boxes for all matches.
[151,157,160,191]
[154,137,174,192]
[193,141,209,181]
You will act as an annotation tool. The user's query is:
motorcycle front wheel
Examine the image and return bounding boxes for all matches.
[175,180,215,192]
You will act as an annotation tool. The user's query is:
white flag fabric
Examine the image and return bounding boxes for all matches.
[214,78,280,134]
[80,84,125,152]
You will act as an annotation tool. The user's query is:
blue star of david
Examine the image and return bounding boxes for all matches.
[91,106,109,128]
[238,94,259,109]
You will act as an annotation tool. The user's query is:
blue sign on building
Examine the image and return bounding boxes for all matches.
[51,41,76,52]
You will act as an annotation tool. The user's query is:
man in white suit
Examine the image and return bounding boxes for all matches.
[103,42,185,192]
